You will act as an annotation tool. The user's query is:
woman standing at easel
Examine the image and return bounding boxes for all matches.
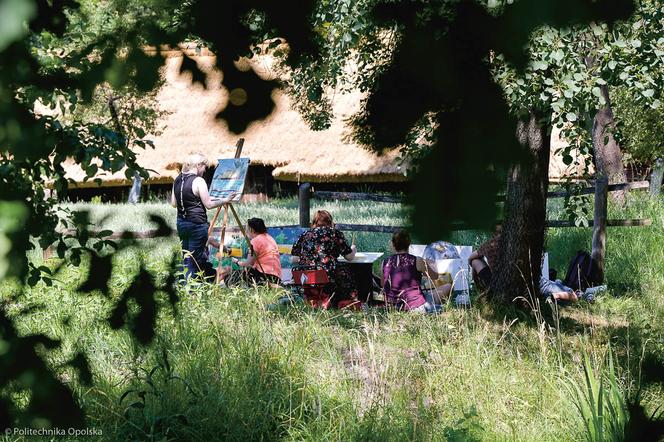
[171,153,234,282]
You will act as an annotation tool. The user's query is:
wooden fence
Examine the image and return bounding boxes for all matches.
[297,178,654,277]
[45,178,655,275]
[298,180,652,231]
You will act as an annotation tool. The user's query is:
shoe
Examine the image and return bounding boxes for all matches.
[581,285,606,303]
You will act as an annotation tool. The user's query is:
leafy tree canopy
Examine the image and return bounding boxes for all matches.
[613,85,664,170]
[493,0,663,173]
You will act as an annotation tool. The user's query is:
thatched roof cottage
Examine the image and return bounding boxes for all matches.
[63,45,407,197]
[61,45,586,197]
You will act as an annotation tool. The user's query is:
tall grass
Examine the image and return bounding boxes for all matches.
[8,279,580,440]
[2,194,661,440]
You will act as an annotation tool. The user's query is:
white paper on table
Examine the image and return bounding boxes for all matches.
[455,246,473,263]
[338,252,384,264]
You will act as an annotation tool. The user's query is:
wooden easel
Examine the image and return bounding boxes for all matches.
[207,138,265,283]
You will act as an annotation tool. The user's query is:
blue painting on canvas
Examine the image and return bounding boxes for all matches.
[209,158,249,201]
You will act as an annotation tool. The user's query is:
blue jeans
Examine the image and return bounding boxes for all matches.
[177,219,215,281]
[539,277,574,299]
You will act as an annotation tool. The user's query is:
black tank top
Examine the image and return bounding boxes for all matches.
[174,173,207,224]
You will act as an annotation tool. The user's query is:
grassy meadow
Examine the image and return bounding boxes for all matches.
[2,194,663,440]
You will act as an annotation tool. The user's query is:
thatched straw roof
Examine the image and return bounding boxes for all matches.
[61,45,583,188]
[64,46,407,187]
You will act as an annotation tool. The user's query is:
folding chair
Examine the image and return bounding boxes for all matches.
[292,266,332,309]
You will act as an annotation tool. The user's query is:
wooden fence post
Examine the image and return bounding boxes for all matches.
[299,183,311,227]
[128,172,142,204]
[650,158,663,198]
[591,175,608,282]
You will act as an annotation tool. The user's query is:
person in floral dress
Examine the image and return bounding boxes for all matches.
[291,210,358,307]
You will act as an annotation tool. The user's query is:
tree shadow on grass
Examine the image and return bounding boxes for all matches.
[477,295,664,439]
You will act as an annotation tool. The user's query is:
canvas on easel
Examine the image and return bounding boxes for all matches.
[206,139,269,282]
[209,158,250,202]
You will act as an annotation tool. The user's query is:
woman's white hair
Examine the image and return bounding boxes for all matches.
[182,153,208,172]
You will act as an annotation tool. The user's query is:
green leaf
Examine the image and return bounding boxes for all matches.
[608,60,617,70]
[532,60,549,71]
[591,23,604,37]
[0,202,28,279]
[86,164,98,177]
[551,101,563,113]
[566,112,577,122]
[57,240,66,259]
[642,89,655,98]
[0,0,36,51]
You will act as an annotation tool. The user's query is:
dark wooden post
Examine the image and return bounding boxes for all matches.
[591,175,608,282]
[650,158,663,198]
[234,138,245,158]
[299,183,311,227]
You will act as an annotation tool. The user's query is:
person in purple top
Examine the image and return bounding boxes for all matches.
[382,230,439,312]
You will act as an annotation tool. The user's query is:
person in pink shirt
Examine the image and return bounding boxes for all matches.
[235,218,282,286]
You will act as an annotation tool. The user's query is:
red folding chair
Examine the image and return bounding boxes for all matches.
[292,267,331,309]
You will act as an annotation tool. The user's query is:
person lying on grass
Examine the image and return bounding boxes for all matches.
[382,230,444,313]
[539,277,602,304]
[468,229,599,304]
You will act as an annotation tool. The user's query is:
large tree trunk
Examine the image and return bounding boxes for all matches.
[491,110,550,305]
[592,85,627,203]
